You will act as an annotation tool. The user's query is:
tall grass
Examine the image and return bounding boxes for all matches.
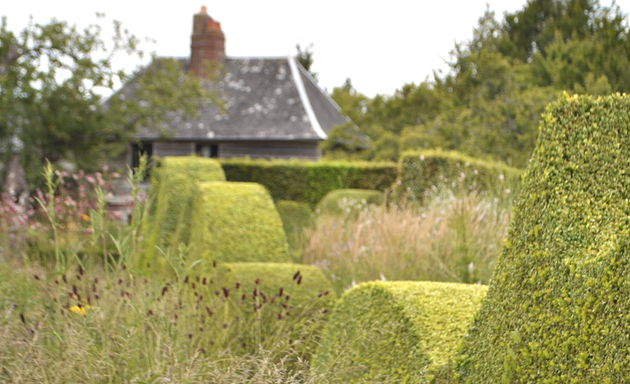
[303,188,513,295]
[0,158,338,383]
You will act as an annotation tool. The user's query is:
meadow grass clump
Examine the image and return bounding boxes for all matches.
[0,258,335,382]
[303,186,512,295]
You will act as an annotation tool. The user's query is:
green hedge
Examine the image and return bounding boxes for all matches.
[313,281,487,383]
[190,182,290,263]
[396,150,522,202]
[219,158,397,207]
[276,200,313,261]
[456,94,630,383]
[185,262,336,358]
[144,156,225,262]
[315,189,384,216]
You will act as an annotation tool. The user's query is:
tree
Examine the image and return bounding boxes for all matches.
[0,15,210,184]
[296,43,317,81]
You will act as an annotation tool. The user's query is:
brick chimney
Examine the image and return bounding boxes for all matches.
[190,6,225,77]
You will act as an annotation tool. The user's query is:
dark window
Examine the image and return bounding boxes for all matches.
[131,141,153,170]
[195,143,218,158]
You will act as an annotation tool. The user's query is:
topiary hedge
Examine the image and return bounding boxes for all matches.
[396,150,522,203]
[315,188,384,216]
[219,158,397,207]
[182,262,337,358]
[455,93,630,383]
[144,156,226,262]
[190,182,290,263]
[275,200,314,262]
[313,281,487,383]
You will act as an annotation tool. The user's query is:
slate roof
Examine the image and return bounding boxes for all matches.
[134,57,348,142]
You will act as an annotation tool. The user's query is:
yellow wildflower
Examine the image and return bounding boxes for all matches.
[82,214,90,221]
[69,304,94,317]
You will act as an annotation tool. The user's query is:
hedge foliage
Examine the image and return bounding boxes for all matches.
[190,182,290,263]
[396,150,522,202]
[219,158,397,207]
[313,281,487,383]
[192,262,337,357]
[144,157,225,261]
[275,200,314,261]
[456,94,630,383]
[315,188,384,216]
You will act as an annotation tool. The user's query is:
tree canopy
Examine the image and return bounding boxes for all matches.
[0,15,210,183]
[325,0,630,168]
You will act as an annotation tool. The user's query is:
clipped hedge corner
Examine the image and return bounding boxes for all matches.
[456,93,630,383]
[313,281,487,383]
[190,182,290,263]
[144,156,225,262]
[315,189,384,216]
[396,150,521,203]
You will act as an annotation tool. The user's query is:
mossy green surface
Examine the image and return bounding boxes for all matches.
[315,189,384,217]
[397,150,522,203]
[220,158,397,207]
[456,94,630,383]
[190,182,290,263]
[144,156,225,263]
[313,281,487,383]
[275,200,314,262]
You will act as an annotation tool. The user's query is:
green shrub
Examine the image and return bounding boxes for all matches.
[276,200,314,262]
[219,158,397,207]
[313,281,487,383]
[190,182,290,263]
[456,93,630,383]
[191,262,337,359]
[396,150,522,203]
[315,189,384,216]
[144,156,225,261]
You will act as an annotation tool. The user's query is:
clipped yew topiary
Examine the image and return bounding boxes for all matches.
[219,158,397,206]
[313,281,487,383]
[456,94,630,383]
[396,150,522,203]
[144,156,226,262]
[315,188,384,216]
[183,262,337,359]
[276,200,314,261]
[190,182,290,262]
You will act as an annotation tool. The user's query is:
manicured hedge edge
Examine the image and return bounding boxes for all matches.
[315,189,384,216]
[313,281,487,383]
[143,156,225,263]
[190,182,290,263]
[396,150,522,202]
[456,93,630,383]
[219,158,397,207]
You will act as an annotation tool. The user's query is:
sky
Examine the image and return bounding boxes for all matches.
[4,0,630,97]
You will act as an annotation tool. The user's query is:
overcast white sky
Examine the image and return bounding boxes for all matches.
[4,0,630,97]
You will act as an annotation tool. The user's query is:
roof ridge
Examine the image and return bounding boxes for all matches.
[288,56,327,140]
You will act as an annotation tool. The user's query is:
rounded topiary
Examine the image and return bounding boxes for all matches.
[313,281,487,383]
[396,150,522,203]
[144,156,225,262]
[190,182,290,263]
[276,200,313,261]
[316,189,384,216]
[190,262,337,357]
[456,94,630,383]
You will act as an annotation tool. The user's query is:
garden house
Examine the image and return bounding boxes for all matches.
[125,6,348,167]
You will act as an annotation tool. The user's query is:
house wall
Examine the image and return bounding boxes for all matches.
[219,141,322,161]
[153,142,196,157]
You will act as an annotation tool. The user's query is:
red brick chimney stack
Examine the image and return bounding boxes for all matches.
[190,6,225,77]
